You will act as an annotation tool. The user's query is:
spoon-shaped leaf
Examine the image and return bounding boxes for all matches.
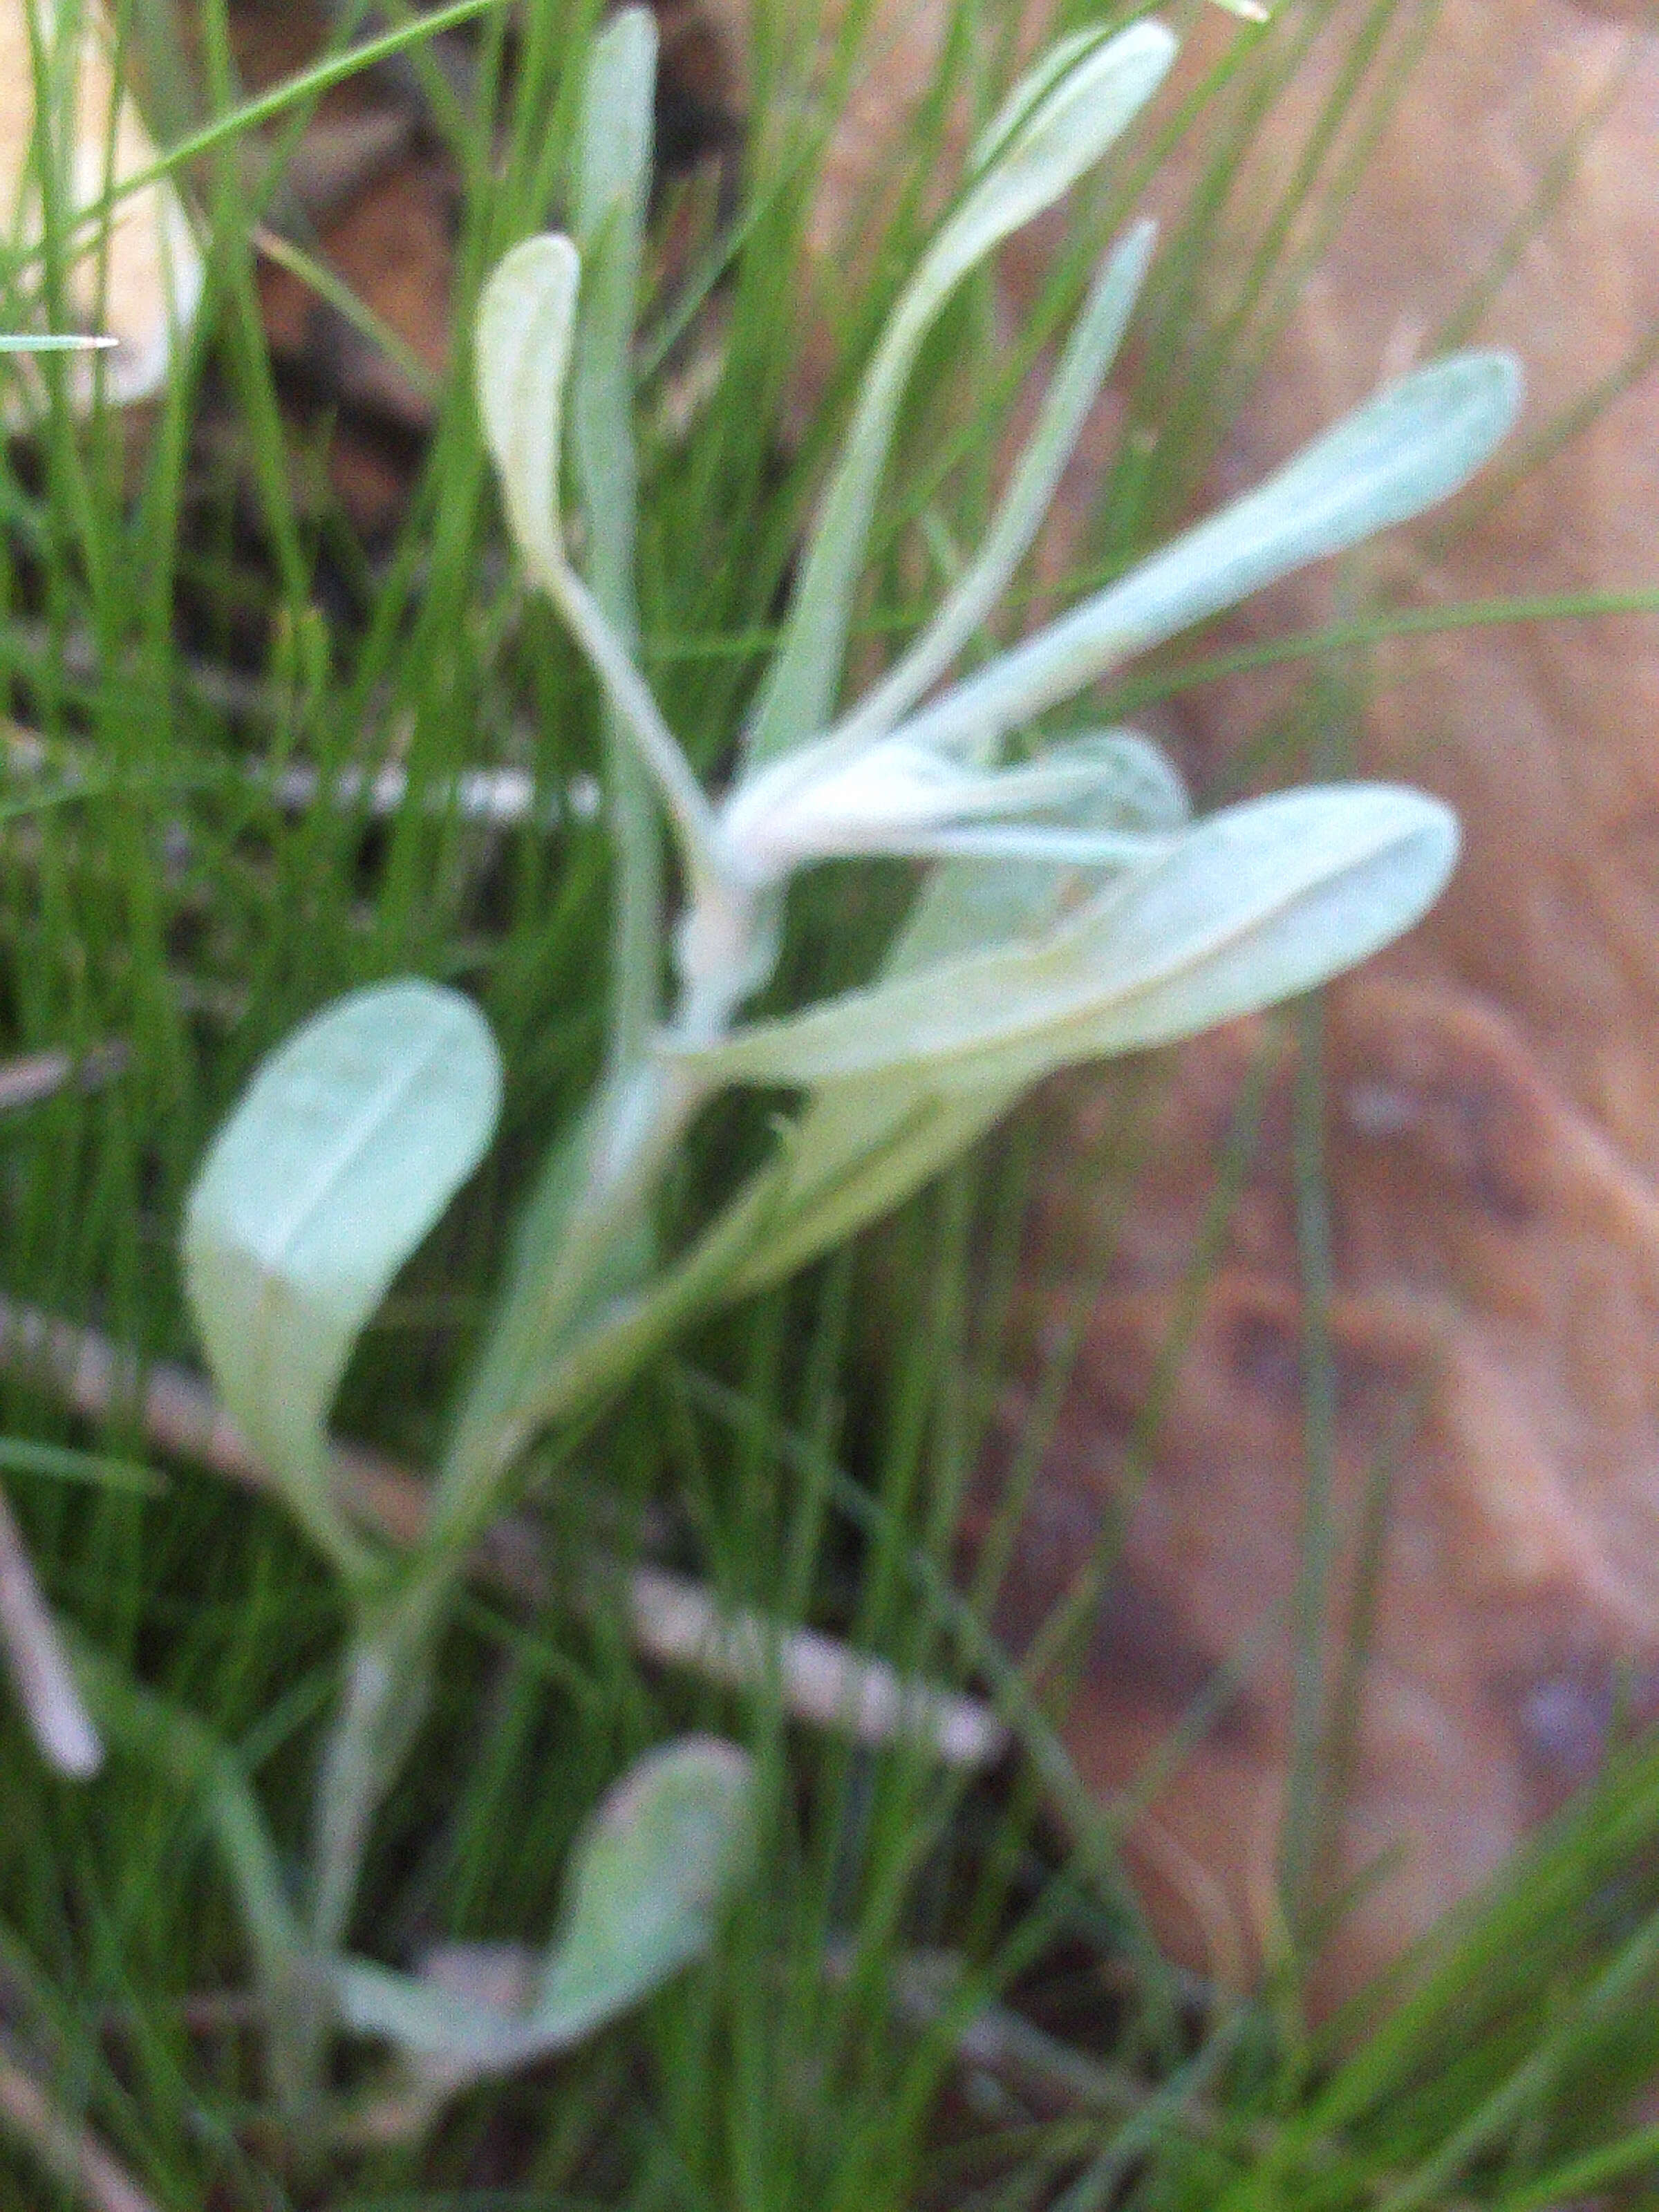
[183,982,501,1580]
[742,20,1177,768]
[334,1736,755,2074]
[673,785,1456,1094]
[476,234,581,590]
[528,1734,755,2041]
[894,352,1523,761]
[476,232,722,904]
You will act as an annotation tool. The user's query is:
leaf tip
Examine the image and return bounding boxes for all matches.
[599,1734,758,1909]
[476,234,583,576]
[1374,782,1461,920]
[968,19,1177,185]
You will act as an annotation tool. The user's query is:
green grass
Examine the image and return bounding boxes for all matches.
[3,0,1659,2204]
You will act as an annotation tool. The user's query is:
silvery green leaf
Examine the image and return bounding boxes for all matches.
[723,726,1181,877]
[334,1737,755,2075]
[476,235,719,909]
[897,23,1175,373]
[571,6,664,1066]
[476,234,581,589]
[451,734,1188,1436]
[572,6,655,292]
[1002,727,1190,837]
[722,730,1189,1295]
[183,982,501,1578]
[571,4,653,638]
[673,785,1456,1093]
[742,21,1177,767]
[880,742,1183,966]
[888,821,1178,863]
[720,877,1056,1302]
[876,731,1178,841]
[966,26,1131,176]
[835,219,1157,753]
[726,1076,1016,1302]
[529,1734,755,2039]
[896,352,1523,761]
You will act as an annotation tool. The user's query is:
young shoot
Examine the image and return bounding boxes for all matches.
[140,6,1521,2152]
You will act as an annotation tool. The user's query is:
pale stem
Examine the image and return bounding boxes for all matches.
[430,1050,711,1554]
[0,1481,101,1777]
[299,1047,714,2032]
[533,550,724,922]
[310,1600,451,1953]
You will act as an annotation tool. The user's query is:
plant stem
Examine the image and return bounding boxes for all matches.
[431,1051,709,1556]
[570,9,661,1077]
[292,1047,711,2092]
[308,1602,437,1958]
[284,1582,446,2116]
[540,556,723,919]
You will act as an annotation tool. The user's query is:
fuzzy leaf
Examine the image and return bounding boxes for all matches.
[896,353,1523,760]
[476,742,1189,1387]
[722,734,1188,1295]
[530,1734,756,2039]
[570,3,654,636]
[335,1737,755,2074]
[571,4,664,1066]
[835,218,1158,753]
[183,982,500,1576]
[675,785,1456,1094]
[742,21,1177,767]
[572,7,656,279]
[722,724,1182,877]
[476,234,581,589]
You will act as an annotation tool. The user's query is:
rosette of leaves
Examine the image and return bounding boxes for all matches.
[155,8,1521,2141]
[454,11,1520,1477]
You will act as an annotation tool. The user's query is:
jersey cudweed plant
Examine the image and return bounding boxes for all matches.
[74,8,1521,2153]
